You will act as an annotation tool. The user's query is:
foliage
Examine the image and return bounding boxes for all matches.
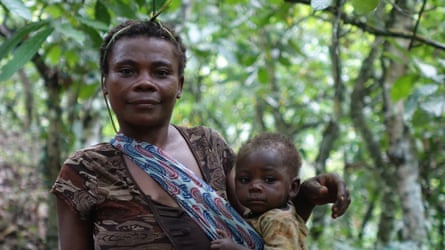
[0,0,444,249]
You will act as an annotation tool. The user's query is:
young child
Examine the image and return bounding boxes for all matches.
[211,132,308,250]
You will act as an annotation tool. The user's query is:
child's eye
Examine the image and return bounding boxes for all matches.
[264,177,276,184]
[238,177,250,184]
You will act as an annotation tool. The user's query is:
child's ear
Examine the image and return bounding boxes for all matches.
[289,177,301,199]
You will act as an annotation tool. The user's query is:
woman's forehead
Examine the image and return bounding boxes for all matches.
[110,37,178,62]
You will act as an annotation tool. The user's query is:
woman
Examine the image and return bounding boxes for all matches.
[51,19,350,249]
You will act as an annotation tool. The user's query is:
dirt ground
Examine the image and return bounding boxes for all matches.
[0,129,47,250]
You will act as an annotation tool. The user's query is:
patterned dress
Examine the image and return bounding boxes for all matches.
[51,126,235,249]
[246,202,308,250]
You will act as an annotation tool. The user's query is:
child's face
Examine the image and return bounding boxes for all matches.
[235,148,299,215]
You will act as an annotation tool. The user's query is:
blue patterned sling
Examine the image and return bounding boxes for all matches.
[111,133,264,249]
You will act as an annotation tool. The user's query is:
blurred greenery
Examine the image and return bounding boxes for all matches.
[0,0,444,249]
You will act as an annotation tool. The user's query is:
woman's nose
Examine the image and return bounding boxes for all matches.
[134,72,156,90]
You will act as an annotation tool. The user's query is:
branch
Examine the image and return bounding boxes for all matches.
[343,15,445,50]
[349,40,385,169]
[285,0,445,50]
[409,0,427,49]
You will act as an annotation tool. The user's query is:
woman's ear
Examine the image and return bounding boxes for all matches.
[289,177,301,200]
[176,75,184,99]
[101,76,108,95]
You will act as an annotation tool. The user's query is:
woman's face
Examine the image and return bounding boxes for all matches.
[103,36,184,134]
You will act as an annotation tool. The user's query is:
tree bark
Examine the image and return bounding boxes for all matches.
[381,0,427,246]
[350,40,399,245]
[32,53,64,249]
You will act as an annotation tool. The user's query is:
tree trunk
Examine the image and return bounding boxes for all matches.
[350,40,399,246]
[382,0,427,247]
[33,54,64,249]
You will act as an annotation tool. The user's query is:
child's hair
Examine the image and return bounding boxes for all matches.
[236,132,302,176]
[99,19,187,77]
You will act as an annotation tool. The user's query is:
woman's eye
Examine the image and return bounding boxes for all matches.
[155,69,170,78]
[118,68,134,76]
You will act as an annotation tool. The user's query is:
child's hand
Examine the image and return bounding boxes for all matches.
[300,173,351,218]
[210,229,250,250]
[210,238,238,250]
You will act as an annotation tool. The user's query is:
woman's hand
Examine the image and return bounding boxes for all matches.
[294,173,351,221]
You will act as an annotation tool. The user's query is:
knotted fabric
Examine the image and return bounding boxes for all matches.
[111,133,263,249]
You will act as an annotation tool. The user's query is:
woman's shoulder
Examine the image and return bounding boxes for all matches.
[66,142,118,161]
[62,142,123,176]
[52,142,124,220]
[54,142,125,193]
[175,125,229,147]
[75,141,115,153]
[176,125,222,138]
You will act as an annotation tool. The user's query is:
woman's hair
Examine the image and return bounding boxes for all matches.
[99,19,187,77]
[236,132,302,176]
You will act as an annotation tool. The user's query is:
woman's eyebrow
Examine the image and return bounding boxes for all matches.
[112,59,137,66]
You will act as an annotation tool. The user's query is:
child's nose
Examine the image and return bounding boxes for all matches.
[248,180,263,192]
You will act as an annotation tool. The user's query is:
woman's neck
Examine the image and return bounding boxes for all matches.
[119,124,173,148]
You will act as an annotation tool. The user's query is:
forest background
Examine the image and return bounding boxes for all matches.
[0,0,444,249]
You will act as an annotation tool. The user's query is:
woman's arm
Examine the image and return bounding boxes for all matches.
[293,173,351,222]
[56,198,94,250]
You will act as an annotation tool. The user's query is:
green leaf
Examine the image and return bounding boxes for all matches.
[257,67,270,84]
[47,45,62,66]
[135,0,145,6]
[45,4,63,18]
[311,0,333,11]
[54,23,86,45]
[278,55,292,66]
[78,17,109,31]
[79,24,103,48]
[1,0,32,20]
[94,0,111,25]
[351,0,379,15]
[0,27,54,81]
[152,0,168,10]
[416,84,438,96]
[65,50,79,68]
[166,0,181,11]
[420,96,445,117]
[391,74,417,102]
[416,60,441,81]
[110,0,138,18]
[225,0,248,4]
[0,20,49,59]
[78,82,99,100]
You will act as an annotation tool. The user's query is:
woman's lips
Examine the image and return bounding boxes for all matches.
[130,99,160,104]
[129,99,160,108]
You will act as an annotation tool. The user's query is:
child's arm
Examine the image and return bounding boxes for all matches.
[210,229,251,250]
[259,209,308,250]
